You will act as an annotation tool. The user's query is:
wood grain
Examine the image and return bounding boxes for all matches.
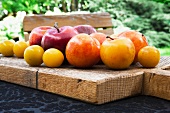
[97,72,143,104]
[0,55,170,104]
[38,72,97,103]
[23,12,114,41]
[0,56,37,88]
[37,65,145,104]
[143,69,170,100]
[0,65,37,88]
[23,12,113,32]
[24,32,29,41]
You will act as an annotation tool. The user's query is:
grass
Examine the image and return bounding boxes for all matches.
[158,47,170,56]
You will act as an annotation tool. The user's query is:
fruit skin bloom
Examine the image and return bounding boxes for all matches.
[138,46,160,68]
[43,48,64,68]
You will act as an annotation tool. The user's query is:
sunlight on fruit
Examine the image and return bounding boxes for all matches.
[118,30,148,63]
[24,45,44,66]
[138,46,160,68]
[66,33,100,68]
[13,41,29,58]
[100,38,135,69]
[43,48,64,68]
[0,40,15,57]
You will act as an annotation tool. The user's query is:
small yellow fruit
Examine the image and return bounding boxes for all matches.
[138,46,160,68]
[100,38,135,69]
[43,48,64,68]
[0,40,15,57]
[24,45,44,66]
[13,41,29,58]
[0,42,2,54]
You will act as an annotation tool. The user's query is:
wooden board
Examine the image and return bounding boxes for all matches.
[0,57,37,88]
[37,65,144,104]
[23,12,113,32]
[23,12,114,41]
[0,55,170,104]
[143,57,170,100]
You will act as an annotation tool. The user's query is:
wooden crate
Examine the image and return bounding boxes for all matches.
[0,55,170,104]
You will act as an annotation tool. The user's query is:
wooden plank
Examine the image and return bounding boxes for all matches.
[23,12,113,32]
[0,55,170,104]
[143,57,170,100]
[24,32,29,41]
[37,67,144,104]
[0,65,37,88]
[0,56,37,88]
[36,62,148,104]
[97,28,114,35]
[38,72,97,103]
[143,69,170,100]
[97,72,143,104]
[23,12,114,41]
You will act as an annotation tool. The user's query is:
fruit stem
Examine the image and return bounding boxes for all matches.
[54,22,60,33]
[106,36,114,40]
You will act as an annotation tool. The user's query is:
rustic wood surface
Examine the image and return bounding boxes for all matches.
[38,65,144,104]
[144,69,170,100]
[143,57,170,101]
[23,12,113,31]
[23,12,114,41]
[0,55,170,104]
[0,56,37,88]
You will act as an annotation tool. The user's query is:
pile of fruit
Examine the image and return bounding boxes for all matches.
[0,23,160,69]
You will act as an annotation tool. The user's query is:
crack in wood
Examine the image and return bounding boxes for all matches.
[77,79,82,83]
[149,73,155,83]
[36,69,39,89]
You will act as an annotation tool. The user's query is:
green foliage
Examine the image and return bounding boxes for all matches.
[1,0,59,14]
[0,0,170,50]
[159,47,170,56]
[123,16,152,32]
[0,0,90,15]
[88,0,170,48]
[151,0,170,3]
[151,13,170,32]
[145,31,170,48]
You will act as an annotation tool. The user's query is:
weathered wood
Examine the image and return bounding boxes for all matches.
[0,55,170,104]
[0,65,37,88]
[142,57,170,100]
[37,66,144,104]
[38,72,98,103]
[23,12,113,31]
[143,69,170,100]
[24,32,29,42]
[23,12,114,41]
[0,57,37,88]
[96,72,143,104]
[97,28,113,36]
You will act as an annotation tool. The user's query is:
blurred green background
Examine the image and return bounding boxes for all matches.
[0,0,170,55]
